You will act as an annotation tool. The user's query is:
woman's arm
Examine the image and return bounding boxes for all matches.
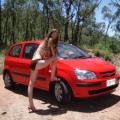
[50,46,55,56]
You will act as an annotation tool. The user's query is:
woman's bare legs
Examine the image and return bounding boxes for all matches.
[28,70,38,111]
[50,59,57,81]
[28,56,57,111]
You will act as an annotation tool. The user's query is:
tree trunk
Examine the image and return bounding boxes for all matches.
[5,15,8,46]
[64,22,69,42]
[72,0,81,45]
[46,4,49,34]
[63,0,73,42]
[12,0,15,44]
[73,19,80,45]
[0,0,1,45]
[25,15,29,41]
[79,27,82,45]
[104,21,112,46]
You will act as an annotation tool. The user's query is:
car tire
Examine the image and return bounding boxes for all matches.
[54,81,72,104]
[3,71,15,89]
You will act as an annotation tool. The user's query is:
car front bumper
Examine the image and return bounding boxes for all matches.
[73,76,120,98]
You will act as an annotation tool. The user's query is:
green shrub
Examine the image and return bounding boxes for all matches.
[89,42,113,60]
[94,49,113,60]
[109,42,120,54]
[79,42,114,61]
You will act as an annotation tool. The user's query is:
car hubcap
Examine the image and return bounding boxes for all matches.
[55,83,63,102]
[4,73,11,87]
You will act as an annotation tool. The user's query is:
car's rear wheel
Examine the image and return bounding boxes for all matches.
[54,81,72,104]
[4,72,15,89]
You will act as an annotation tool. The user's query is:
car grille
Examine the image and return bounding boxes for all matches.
[99,70,116,78]
[88,84,118,95]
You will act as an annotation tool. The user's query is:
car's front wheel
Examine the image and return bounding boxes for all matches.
[3,72,15,89]
[54,81,72,104]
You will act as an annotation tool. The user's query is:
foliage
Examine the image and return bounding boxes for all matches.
[93,42,113,60]
[109,40,120,53]
[0,0,120,59]
[0,0,103,45]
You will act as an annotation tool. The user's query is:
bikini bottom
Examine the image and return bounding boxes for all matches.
[29,59,42,70]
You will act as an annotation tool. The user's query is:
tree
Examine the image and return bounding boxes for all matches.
[0,0,1,45]
[72,0,102,45]
[102,5,115,45]
[112,0,120,36]
[1,0,119,50]
[11,0,15,43]
[62,0,74,42]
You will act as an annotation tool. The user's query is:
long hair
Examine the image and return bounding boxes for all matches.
[44,29,59,48]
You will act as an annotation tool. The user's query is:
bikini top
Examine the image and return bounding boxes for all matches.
[32,40,56,60]
[42,49,51,59]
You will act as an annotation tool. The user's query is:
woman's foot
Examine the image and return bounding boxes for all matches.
[28,106,37,113]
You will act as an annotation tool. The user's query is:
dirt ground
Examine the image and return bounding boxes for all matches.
[0,75,120,120]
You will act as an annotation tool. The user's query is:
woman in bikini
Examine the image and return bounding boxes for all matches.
[28,29,59,112]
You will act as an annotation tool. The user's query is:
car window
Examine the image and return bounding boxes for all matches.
[9,44,22,57]
[23,43,39,59]
[57,43,91,59]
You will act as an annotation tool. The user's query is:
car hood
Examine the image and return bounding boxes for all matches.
[61,57,115,72]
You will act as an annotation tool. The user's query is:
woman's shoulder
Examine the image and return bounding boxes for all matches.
[48,37,53,40]
[47,37,53,42]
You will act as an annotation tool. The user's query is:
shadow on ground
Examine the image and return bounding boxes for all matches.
[6,84,120,115]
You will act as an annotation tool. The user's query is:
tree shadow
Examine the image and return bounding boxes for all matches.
[8,84,120,115]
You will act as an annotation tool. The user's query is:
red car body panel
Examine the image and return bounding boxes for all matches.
[3,40,120,98]
[61,58,115,72]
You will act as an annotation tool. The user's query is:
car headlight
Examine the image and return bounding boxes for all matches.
[74,68,96,80]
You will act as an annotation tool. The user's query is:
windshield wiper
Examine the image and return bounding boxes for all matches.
[73,55,92,59]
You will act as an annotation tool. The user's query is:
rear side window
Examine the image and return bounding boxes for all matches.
[23,43,38,59]
[9,44,22,57]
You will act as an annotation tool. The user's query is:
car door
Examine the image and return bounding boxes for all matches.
[7,44,23,83]
[21,43,51,90]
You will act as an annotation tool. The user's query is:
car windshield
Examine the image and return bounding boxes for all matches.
[57,43,91,59]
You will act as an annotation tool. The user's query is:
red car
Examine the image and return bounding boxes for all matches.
[3,40,120,103]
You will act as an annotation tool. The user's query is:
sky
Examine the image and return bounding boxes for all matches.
[1,0,115,36]
[1,0,4,5]
[96,0,110,23]
[95,0,115,36]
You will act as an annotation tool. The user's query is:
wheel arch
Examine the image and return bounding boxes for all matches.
[3,69,13,82]
[3,69,9,80]
[49,76,73,97]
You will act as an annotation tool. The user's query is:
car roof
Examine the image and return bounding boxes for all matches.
[9,40,71,50]
[9,40,42,47]
[11,40,67,46]
[18,40,43,44]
